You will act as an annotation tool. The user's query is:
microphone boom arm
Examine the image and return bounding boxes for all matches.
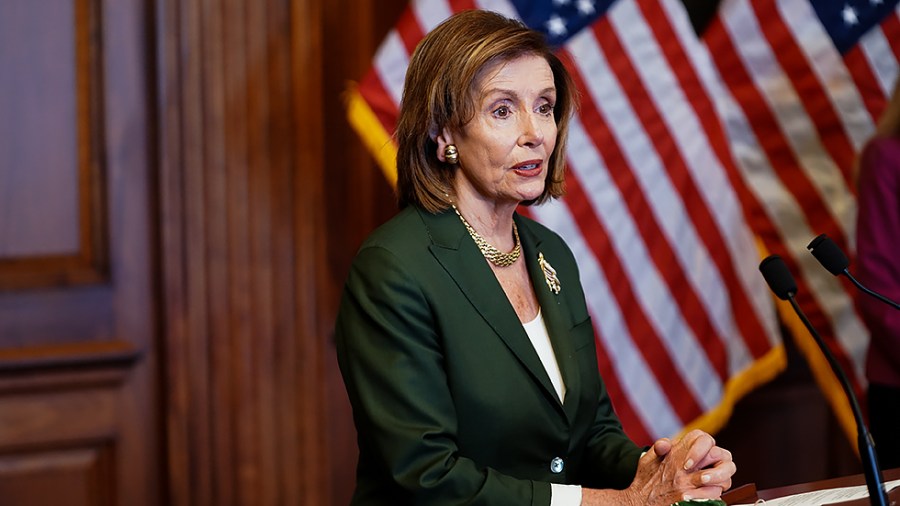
[843,269,900,310]
[786,293,889,506]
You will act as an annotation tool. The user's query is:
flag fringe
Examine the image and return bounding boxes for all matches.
[679,344,786,438]
[346,85,399,186]
[676,236,858,452]
[677,237,788,438]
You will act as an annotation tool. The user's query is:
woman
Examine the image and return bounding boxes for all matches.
[857,80,900,470]
[336,10,735,505]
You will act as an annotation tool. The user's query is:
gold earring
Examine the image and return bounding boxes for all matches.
[444,144,459,165]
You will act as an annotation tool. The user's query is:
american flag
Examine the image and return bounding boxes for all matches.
[346,0,897,444]
[704,0,900,441]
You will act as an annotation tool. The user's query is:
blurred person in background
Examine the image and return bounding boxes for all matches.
[856,79,900,470]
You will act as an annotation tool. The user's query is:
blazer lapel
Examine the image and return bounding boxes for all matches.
[517,215,582,423]
[420,208,563,411]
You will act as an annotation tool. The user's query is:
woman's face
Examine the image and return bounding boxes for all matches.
[441,54,558,208]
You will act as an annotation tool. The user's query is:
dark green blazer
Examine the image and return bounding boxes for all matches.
[335,205,642,506]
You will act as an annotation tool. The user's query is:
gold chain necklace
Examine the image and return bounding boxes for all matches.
[451,204,521,267]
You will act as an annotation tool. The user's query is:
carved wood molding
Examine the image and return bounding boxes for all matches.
[0,340,139,394]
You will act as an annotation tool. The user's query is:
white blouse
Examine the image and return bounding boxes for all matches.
[522,309,566,403]
[522,310,582,505]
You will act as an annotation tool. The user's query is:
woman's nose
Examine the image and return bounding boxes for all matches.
[518,112,545,147]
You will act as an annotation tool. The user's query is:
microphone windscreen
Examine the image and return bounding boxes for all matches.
[759,255,797,301]
[807,234,849,276]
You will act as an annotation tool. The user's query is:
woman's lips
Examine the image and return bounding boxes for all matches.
[512,160,543,176]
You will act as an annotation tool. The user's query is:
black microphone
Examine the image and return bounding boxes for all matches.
[759,255,889,506]
[807,234,900,310]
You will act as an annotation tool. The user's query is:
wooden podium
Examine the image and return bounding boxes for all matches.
[722,467,900,505]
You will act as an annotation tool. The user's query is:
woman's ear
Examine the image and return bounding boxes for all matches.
[435,128,455,163]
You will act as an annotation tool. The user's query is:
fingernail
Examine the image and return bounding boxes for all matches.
[684,459,694,470]
[683,495,693,501]
[702,474,711,483]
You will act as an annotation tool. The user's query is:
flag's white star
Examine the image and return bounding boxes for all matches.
[842,4,859,25]
[871,0,884,5]
[553,0,571,6]
[546,14,567,37]
[577,0,596,16]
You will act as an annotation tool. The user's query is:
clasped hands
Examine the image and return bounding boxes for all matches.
[629,429,736,505]
[581,429,735,506]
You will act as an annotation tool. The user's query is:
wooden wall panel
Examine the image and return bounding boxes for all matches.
[158,0,327,503]
[295,0,328,503]
[0,0,160,504]
[320,1,407,505]
[156,0,416,501]
[0,0,108,290]
[0,445,114,506]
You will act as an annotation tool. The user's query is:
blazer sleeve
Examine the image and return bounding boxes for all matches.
[335,244,552,506]
[579,369,644,489]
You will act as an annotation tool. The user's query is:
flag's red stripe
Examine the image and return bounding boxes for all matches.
[639,0,771,358]
[705,16,864,399]
[592,332,653,445]
[359,70,401,137]
[842,45,885,124]
[705,15,850,258]
[564,168,704,424]
[587,22,730,381]
[844,15,896,121]
[700,19,790,248]
[451,0,477,11]
[882,14,900,64]
[396,7,425,56]
[562,46,709,421]
[754,0,857,191]
[634,0,774,360]
[641,6,788,344]
[715,10,861,391]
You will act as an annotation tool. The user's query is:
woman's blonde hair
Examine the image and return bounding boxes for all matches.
[876,79,900,138]
[395,10,577,212]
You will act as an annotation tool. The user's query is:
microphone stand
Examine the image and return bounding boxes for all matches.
[841,269,900,310]
[786,293,889,506]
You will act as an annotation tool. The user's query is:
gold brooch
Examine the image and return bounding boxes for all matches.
[538,252,560,294]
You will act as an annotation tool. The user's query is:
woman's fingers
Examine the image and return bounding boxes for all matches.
[680,431,716,471]
[651,437,673,459]
[699,458,736,490]
[629,432,736,505]
[696,445,733,470]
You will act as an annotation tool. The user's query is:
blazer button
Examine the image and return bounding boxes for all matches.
[550,457,564,474]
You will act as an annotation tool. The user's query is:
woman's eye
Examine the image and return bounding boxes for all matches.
[493,106,510,118]
[538,103,554,116]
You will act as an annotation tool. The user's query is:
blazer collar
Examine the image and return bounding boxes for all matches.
[419,207,579,422]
